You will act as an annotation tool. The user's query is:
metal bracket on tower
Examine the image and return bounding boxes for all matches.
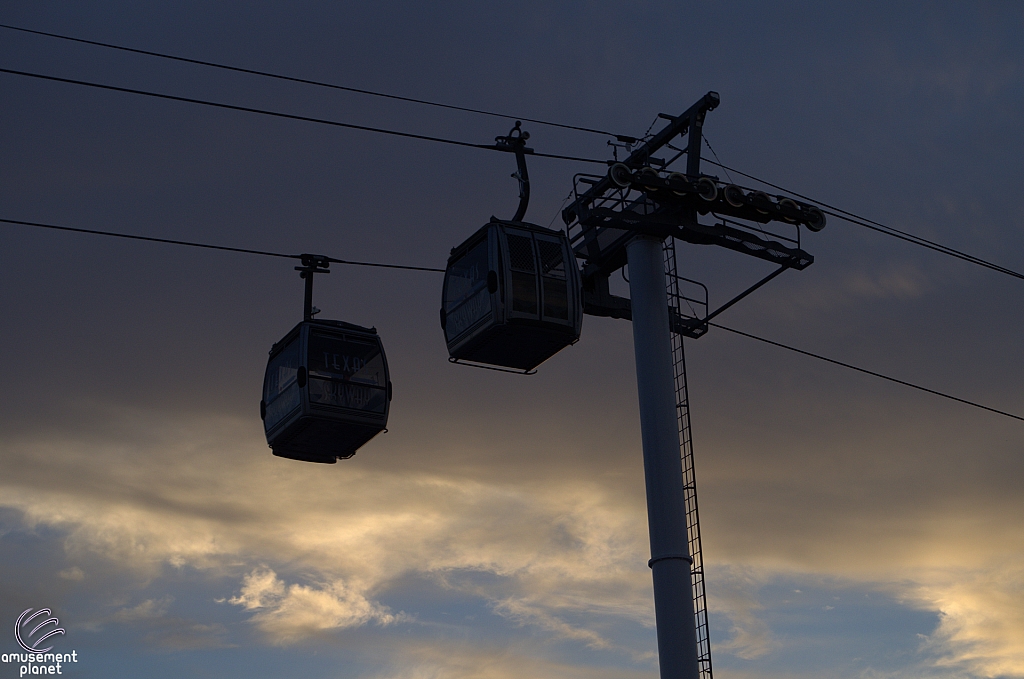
[581,271,710,339]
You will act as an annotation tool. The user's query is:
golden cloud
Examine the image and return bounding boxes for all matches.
[1,402,1022,675]
[0,407,652,649]
[229,567,400,643]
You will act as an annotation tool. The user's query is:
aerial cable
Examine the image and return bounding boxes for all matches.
[0,217,444,272]
[3,215,1019,423]
[0,22,637,143]
[700,135,733,184]
[12,46,1011,280]
[4,29,1013,280]
[0,67,607,166]
[818,208,1024,280]
[700,156,1024,282]
[707,321,1024,423]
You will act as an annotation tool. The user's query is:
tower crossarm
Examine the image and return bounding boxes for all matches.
[562,92,721,227]
[578,209,813,272]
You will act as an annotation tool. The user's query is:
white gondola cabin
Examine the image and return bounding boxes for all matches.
[441,218,582,371]
[261,319,390,463]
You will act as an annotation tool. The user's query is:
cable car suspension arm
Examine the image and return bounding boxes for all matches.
[296,253,330,321]
[494,121,532,222]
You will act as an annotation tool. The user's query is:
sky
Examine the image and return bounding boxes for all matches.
[1,2,1023,678]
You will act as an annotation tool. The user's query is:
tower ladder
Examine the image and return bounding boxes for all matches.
[664,238,713,679]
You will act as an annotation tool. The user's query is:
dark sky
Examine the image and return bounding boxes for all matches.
[1,3,1023,678]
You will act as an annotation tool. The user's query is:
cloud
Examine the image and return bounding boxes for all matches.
[907,563,1024,677]
[58,566,85,581]
[85,596,231,650]
[1,4,1022,679]
[229,568,285,610]
[844,263,929,301]
[1,399,1022,673]
[0,406,656,649]
[752,261,933,321]
[699,561,1024,678]
[705,566,773,660]
[110,597,172,622]
[228,567,399,644]
[492,597,612,650]
[142,621,231,651]
[365,639,658,679]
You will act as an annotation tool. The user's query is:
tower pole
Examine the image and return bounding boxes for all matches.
[627,234,700,679]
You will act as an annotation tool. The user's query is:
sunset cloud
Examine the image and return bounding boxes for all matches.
[2,8,1022,676]
[1,399,1022,675]
[229,568,399,643]
[909,564,1024,677]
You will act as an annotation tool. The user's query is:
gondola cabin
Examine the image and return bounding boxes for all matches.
[441,219,582,371]
[261,319,390,463]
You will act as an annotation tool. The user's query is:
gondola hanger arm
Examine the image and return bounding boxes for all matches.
[493,121,532,222]
[295,253,331,321]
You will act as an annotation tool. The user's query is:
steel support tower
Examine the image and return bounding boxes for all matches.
[627,233,701,679]
[562,92,821,679]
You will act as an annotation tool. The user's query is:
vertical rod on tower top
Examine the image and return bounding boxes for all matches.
[627,234,700,679]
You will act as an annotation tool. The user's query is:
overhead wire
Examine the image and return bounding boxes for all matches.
[1,32,1019,420]
[707,322,1023,423]
[700,135,733,184]
[0,217,445,272]
[0,22,637,143]
[5,40,1021,283]
[3,22,1017,282]
[0,67,608,166]
[3,215,1019,423]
